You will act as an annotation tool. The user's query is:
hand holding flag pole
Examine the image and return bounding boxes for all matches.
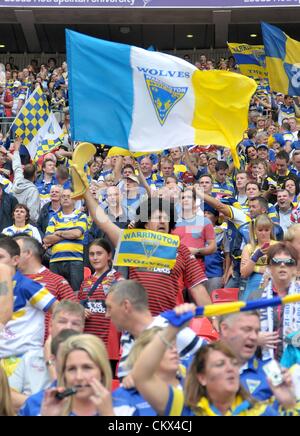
[161,294,300,328]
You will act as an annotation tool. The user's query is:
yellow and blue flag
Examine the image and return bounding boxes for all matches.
[228,42,268,82]
[11,87,50,145]
[262,22,300,95]
[34,134,64,163]
[66,30,257,168]
[114,229,180,270]
[162,294,300,327]
[11,87,63,160]
[33,114,64,162]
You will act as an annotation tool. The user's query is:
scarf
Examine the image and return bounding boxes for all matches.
[260,280,300,361]
[196,395,262,416]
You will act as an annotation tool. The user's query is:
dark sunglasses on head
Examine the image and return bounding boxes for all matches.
[270,257,297,267]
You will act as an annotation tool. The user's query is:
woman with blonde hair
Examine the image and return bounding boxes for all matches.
[132,304,298,416]
[40,334,113,416]
[113,326,184,416]
[241,214,277,300]
[0,366,15,416]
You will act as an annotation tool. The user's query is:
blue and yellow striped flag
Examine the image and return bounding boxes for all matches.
[114,229,180,270]
[262,22,300,95]
[11,87,50,145]
[162,294,300,327]
[228,42,268,82]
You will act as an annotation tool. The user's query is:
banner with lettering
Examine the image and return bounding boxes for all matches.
[114,229,180,269]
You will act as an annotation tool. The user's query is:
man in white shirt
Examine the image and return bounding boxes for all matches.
[276,189,294,234]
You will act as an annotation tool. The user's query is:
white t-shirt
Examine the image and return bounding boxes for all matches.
[8,348,51,396]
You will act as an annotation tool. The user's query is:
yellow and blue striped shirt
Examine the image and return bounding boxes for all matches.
[45,209,88,263]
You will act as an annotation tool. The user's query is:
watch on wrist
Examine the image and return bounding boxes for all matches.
[286,332,300,348]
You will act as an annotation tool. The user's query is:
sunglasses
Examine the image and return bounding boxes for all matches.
[270,258,297,267]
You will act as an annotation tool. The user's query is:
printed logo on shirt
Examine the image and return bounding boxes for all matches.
[85,300,106,314]
[246,379,261,395]
[138,267,171,275]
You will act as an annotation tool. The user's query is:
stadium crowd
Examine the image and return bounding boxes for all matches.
[1,54,300,416]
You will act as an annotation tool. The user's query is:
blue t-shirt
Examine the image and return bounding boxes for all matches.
[18,382,57,416]
[205,226,228,278]
[113,387,157,416]
[240,357,273,402]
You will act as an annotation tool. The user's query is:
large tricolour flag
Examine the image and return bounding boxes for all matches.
[66,30,257,168]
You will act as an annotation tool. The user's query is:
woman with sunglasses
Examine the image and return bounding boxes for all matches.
[258,242,300,362]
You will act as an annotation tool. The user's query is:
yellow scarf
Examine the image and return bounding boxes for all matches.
[195,395,267,416]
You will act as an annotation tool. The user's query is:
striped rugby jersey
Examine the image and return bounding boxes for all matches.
[45,209,88,263]
[129,244,206,316]
[2,224,42,243]
[0,270,56,359]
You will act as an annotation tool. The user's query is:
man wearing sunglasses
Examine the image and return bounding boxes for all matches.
[253,242,300,362]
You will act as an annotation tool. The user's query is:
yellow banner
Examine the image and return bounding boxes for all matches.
[114,229,180,269]
[228,43,269,81]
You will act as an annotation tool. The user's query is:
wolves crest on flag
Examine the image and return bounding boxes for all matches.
[141,240,160,258]
[144,74,188,126]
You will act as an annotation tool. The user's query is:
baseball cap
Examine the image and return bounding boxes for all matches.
[125,175,139,184]
[257,144,268,150]
[13,80,22,88]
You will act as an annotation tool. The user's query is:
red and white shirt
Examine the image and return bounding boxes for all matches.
[26,267,77,340]
[129,243,207,316]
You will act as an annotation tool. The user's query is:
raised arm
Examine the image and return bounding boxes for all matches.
[132,304,196,416]
[71,163,122,247]
[83,190,122,247]
[0,264,13,327]
[194,186,232,218]
[112,156,123,185]
[11,139,24,185]
[136,161,151,197]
